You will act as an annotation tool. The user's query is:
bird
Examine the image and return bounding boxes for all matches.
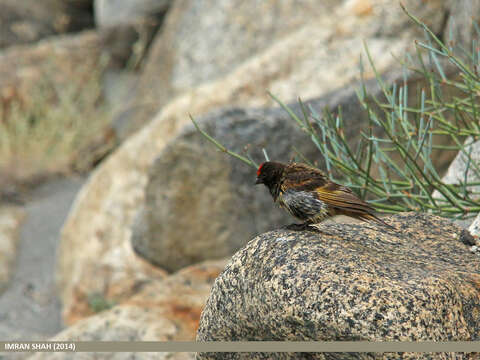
[255,161,393,231]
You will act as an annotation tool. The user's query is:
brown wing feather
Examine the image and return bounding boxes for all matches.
[313,185,375,214]
[281,163,374,214]
[315,186,394,228]
[280,163,328,192]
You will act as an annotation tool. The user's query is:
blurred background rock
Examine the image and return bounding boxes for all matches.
[0,1,478,359]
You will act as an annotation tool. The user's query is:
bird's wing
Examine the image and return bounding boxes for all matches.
[312,183,376,214]
[281,163,375,215]
[281,163,328,191]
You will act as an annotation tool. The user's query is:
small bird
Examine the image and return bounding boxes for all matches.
[255,161,393,231]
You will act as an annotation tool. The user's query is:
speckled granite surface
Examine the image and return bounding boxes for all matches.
[196,213,480,360]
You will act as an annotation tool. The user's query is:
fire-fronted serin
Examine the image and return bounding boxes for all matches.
[255,161,393,230]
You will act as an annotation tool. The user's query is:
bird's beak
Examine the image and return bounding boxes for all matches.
[255,177,262,185]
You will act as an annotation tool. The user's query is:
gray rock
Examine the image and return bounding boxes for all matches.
[468,214,480,238]
[197,213,480,359]
[135,107,315,272]
[436,137,480,198]
[0,0,93,49]
[132,82,384,271]
[433,137,480,229]
[444,0,480,53]
[0,177,84,341]
[94,0,171,27]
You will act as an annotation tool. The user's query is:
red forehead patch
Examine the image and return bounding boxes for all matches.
[257,162,265,176]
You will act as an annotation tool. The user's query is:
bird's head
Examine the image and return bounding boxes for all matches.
[255,161,286,190]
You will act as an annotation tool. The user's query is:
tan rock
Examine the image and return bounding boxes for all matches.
[198,214,479,357]
[32,259,227,360]
[0,31,102,108]
[120,0,447,135]
[0,26,144,109]
[0,205,25,293]
[61,235,168,325]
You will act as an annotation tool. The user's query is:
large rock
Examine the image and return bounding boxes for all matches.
[0,206,25,294]
[0,22,152,107]
[94,0,171,27]
[31,259,226,360]
[117,0,447,137]
[197,213,480,359]
[0,31,101,107]
[0,0,93,49]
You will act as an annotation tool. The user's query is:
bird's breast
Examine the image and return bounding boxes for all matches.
[277,189,329,221]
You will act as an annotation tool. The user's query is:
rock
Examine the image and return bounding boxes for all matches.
[469,215,480,238]
[0,31,101,101]
[118,0,447,137]
[0,206,25,294]
[444,0,480,53]
[435,137,480,198]
[32,259,226,360]
[0,28,143,182]
[197,213,480,358]
[0,0,93,49]
[57,84,197,324]
[59,233,168,325]
[0,23,151,108]
[432,137,480,229]
[65,0,93,11]
[94,0,171,28]
[0,31,97,111]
